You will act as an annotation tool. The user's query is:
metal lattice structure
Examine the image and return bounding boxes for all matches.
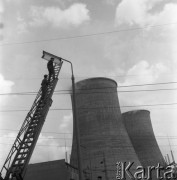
[0,60,63,180]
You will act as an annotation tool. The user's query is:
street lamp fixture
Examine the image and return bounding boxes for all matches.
[42,51,62,65]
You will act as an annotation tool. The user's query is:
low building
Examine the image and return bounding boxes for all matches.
[24,159,78,180]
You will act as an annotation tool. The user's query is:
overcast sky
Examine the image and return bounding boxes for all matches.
[0,0,177,169]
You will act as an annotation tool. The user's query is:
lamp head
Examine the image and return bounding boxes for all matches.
[42,51,62,65]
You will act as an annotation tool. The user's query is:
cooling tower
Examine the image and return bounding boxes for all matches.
[122,110,166,179]
[70,78,141,180]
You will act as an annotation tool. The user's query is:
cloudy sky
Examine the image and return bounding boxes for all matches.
[0,0,177,169]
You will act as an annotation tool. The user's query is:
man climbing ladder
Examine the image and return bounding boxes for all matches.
[47,57,55,82]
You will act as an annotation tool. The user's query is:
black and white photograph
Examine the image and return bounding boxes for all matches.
[0,0,177,179]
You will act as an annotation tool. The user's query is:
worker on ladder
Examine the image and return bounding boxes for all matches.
[41,74,48,100]
[47,57,55,81]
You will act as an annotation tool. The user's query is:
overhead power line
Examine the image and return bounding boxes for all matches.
[118,81,177,88]
[0,81,177,96]
[0,22,177,46]
[1,129,177,142]
[0,87,176,96]
[57,88,177,95]
[6,72,177,81]
[0,136,72,140]
[0,102,177,112]
[1,135,177,139]
[0,129,72,134]
[0,142,71,148]
[0,142,176,147]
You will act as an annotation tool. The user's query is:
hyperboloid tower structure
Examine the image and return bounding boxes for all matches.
[122,110,166,179]
[70,78,141,180]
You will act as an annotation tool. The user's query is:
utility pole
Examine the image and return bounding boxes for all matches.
[71,68,83,180]
[103,152,109,180]
[171,150,175,163]
[167,154,171,164]
[164,156,168,165]
[42,51,83,180]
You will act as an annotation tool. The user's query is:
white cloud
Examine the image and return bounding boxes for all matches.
[117,61,177,155]
[158,3,177,23]
[58,113,73,134]
[16,14,28,34]
[0,0,4,13]
[121,60,169,85]
[29,3,90,28]
[0,132,68,169]
[107,1,177,79]
[117,60,170,107]
[0,0,4,25]
[0,76,14,170]
[31,134,66,163]
[115,0,152,26]
[0,132,17,173]
[0,74,14,94]
[0,74,14,110]
[115,1,177,27]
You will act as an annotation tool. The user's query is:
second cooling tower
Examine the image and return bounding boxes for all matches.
[70,78,141,180]
[122,110,165,168]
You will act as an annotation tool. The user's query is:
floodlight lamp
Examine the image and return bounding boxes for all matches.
[42,51,62,65]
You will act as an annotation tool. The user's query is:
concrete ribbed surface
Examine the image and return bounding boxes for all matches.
[122,110,166,179]
[70,78,141,180]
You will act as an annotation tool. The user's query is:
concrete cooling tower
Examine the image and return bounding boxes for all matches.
[122,110,166,179]
[70,78,141,180]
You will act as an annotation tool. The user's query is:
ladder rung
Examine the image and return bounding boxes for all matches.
[26,134,34,138]
[12,163,24,168]
[34,114,41,118]
[29,124,38,128]
[23,140,33,144]
[20,146,30,150]
[29,126,37,130]
[16,157,26,161]
[28,127,35,131]
[31,119,39,123]
[32,121,39,124]
[30,123,38,127]
[23,138,33,142]
[19,151,28,155]
[26,129,35,133]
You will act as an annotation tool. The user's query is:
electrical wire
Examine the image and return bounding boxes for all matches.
[4,72,177,81]
[0,87,177,96]
[1,136,177,140]
[0,129,72,134]
[0,136,72,140]
[0,129,177,141]
[0,22,177,46]
[0,81,177,96]
[0,102,177,112]
[0,142,71,148]
[0,142,176,147]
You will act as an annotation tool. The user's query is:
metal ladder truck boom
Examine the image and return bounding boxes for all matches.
[0,54,63,180]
